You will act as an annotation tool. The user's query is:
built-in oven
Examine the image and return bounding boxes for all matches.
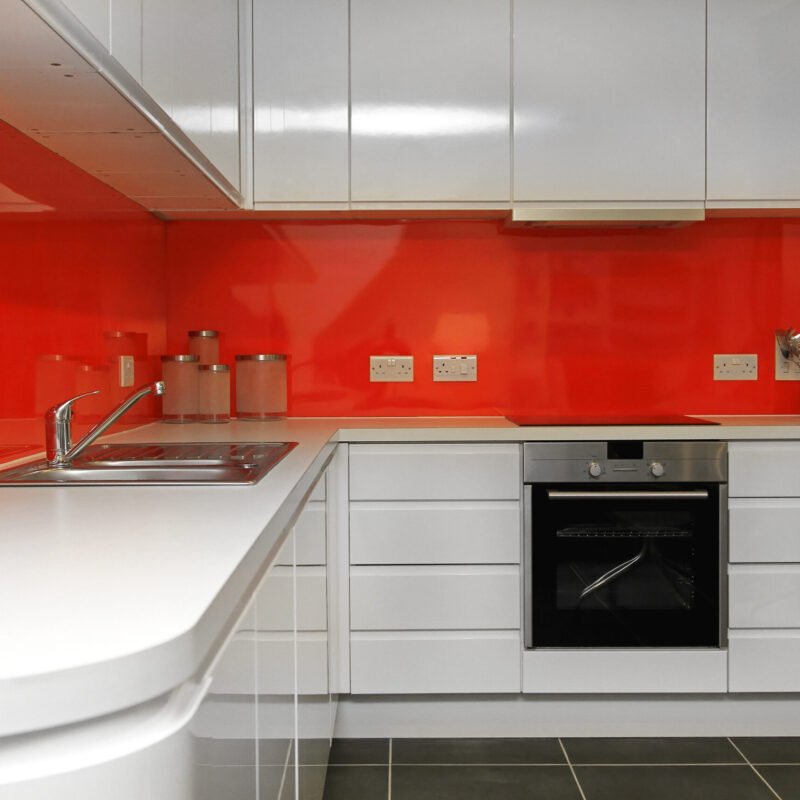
[523,440,727,649]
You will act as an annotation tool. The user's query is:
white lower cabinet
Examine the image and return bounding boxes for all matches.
[347,443,522,695]
[728,442,800,692]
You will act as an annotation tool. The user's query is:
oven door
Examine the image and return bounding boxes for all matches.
[524,483,726,648]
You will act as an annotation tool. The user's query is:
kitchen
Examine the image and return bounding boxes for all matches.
[2,1,800,799]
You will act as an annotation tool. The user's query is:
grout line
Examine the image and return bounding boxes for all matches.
[559,739,588,800]
[728,738,784,800]
[388,738,392,800]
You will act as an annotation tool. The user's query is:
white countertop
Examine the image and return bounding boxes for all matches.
[2,414,800,737]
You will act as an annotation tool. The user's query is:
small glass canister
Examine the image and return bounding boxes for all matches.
[198,364,231,423]
[160,355,200,422]
[235,354,287,420]
[188,330,220,365]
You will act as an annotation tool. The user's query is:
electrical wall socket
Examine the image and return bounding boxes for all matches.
[370,355,413,382]
[776,339,800,381]
[713,353,757,380]
[118,355,134,387]
[433,355,477,381]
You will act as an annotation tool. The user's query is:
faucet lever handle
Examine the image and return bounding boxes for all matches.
[48,390,101,422]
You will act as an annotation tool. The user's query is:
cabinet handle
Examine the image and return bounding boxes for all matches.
[546,490,709,501]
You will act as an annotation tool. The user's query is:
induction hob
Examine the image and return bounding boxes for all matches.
[506,414,719,426]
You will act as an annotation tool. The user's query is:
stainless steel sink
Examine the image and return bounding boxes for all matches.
[0,442,298,485]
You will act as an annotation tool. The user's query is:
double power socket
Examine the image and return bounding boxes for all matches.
[370,355,477,382]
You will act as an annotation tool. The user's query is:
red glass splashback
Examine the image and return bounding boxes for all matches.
[164,217,800,418]
[0,121,167,453]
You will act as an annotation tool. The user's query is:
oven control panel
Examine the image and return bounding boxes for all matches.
[523,441,727,484]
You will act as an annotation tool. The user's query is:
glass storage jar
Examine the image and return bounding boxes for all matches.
[160,355,200,422]
[235,354,287,420]
[188,330,220,365]
[198,364,231,423]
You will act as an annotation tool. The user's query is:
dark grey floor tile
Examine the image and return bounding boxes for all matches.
[758,765,800,799]
[322,766,388,800]
[576,765,776,800]
[328,738,389,765]
[733,737,800,764]
[392,737,565,764]
[392,765,582,800]
[563,737,743,765]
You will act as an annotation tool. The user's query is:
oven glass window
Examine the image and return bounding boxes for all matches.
[530,484,720,647]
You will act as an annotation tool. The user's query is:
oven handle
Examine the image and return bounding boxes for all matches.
[546,489,709,500]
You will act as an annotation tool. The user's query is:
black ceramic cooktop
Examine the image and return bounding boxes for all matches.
[506,414,719,426]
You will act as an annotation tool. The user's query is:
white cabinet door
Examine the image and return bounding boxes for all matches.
[351,631,521,694]
[729,630,800,692]
[61,0,110,48]
[730,499,800,563]
[707,0,800,204]
[729,565,800,628]
[349,444,520,501]
[729,442,800,497]
[142,0,240,189]
[350,565,520,630]
[513,0,706,203]
[350,501,520,565]
[253,0,349,204]
[350,0,510,203]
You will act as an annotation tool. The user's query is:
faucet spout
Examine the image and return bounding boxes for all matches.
[46,381,165,467]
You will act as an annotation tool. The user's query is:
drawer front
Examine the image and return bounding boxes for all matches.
[350,631,521,694]
[350,565,520,630]
[729,441,800,497]
[256,633,329,695]
[730,499,800,562]
[729,630,800,692]
[277,502,326,566]
[350,501,520,565]
[349,444,520,500]
[522,649,727,694]
[729,565,800,628]
[256,567,327,631]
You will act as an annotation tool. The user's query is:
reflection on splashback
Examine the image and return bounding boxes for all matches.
[165,218,800,418]
[0,121,166,456]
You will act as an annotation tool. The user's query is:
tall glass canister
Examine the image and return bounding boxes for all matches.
[235,354,287,420]
[198,364,231,423]
[161,355,200,422]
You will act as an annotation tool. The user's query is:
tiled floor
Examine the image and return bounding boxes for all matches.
[322,737,800,799]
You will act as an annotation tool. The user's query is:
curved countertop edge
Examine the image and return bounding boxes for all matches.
[2,414,800,740]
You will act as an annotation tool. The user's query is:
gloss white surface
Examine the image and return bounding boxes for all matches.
[60,0,109,48]
[707,0,800,201]
[253,0,349,203]
[141,0,240,189]
[350,0,510,202]
[1,415,799,739]
[513,0,706,202]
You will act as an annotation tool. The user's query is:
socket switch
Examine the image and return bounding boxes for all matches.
[370,355,413,382]
[118,355,134,387]
[775,339,800,381]
[433,355,477,382]
[713,353,757,380]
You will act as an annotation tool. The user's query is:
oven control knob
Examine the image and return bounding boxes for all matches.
[649,461,665,478]
[587,462,603,478]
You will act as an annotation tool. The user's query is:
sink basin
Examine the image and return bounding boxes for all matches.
[0,442,298,485]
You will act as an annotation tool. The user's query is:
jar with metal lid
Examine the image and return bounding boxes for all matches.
[160,355,199,422]
[235,354,287,420]
[198,364,231,423]
[188,330,220,365]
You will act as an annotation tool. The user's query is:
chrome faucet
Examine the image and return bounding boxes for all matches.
[45,381,166,467]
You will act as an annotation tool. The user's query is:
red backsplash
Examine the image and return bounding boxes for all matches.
[0,122,167,452]
[165,218,800,417]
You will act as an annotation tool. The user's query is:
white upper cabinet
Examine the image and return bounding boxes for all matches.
[350,0,511,204]
[60,0,109,48]
[707,0,800,205]
[253,0,349,204]
[142,0,241,190]
[513,0,706,204]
